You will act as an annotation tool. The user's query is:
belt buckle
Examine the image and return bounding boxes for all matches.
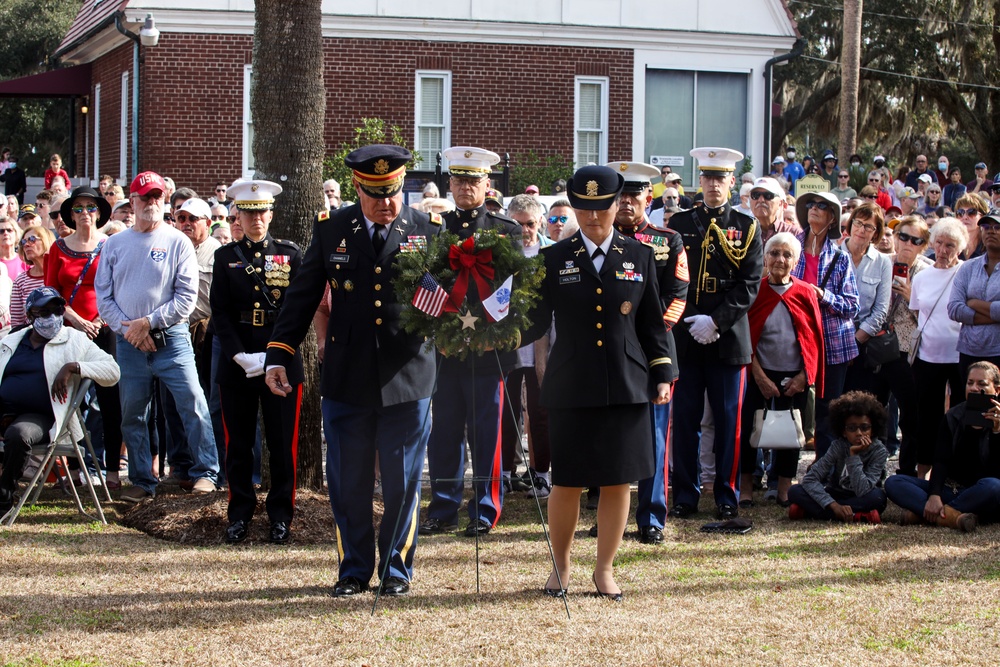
[703,276,717,293]
[252,309,265,326]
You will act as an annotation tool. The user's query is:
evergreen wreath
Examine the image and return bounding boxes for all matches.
[394,228,545,360]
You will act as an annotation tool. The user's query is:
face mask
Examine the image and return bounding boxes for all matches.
[8,162,15,168]
[32,314,63,340]
[786,151,795,159]
[851,161,860,167]
[938,162,948,171]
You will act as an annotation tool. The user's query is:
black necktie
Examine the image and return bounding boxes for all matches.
[372,227,386,254]
[591,247,604,259]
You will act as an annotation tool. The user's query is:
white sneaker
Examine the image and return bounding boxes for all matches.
[527,474,551,499]
[191,478,217,494]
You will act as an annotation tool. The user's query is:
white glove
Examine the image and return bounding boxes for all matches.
[684,315,718,344]
[233,352,266,378]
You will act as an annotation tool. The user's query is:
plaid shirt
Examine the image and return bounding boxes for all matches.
[792,232,860,365]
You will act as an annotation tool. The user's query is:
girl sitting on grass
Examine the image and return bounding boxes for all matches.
[786,391,889,523]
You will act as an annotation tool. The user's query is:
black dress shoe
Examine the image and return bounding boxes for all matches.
[717,504,738,520]
[543,585,567,598]
[592,574,623,602]
[585,487,600,510]
[638,526,664,544]
[225,519,250,544]
[588,524,598,538]
[269,521,291,544]
[378,576,410,596]
[418,517,458,535]
[668,503,697,519]
[463,520,491,537]
[332,577,370,597]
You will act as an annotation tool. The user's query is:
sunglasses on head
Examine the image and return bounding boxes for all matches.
[897,232,926,246]
[750,191,777,201]
[805,201,830,210]
[548,216,568,224]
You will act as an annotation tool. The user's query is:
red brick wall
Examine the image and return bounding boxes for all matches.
[80,34,633,196]
[75,43,132,186]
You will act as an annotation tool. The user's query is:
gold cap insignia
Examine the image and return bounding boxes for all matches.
[619,164,628,172]
[374,159,389,175]
[251,184,259,192]
[464,150,473,158]
[586,180,599,197]
[708,151,717,158]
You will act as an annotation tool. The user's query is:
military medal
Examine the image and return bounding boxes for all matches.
[344,280,354,292]
[620,301,632,315]
[271,289,281,300]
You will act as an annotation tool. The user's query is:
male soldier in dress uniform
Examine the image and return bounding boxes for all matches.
[211,180,302,545]
[265,145,442,598]
[598,161,688,544]
[666,148,763,520]
[418,146,522,538]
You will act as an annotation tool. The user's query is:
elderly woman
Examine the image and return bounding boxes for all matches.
[793,191,861,458]
[885,361,1000,531]
[842,203,892,393]
[523,165,672,601]
[947,210,1000,376]
[920,183,943,217]
[9,225,55,328]
[872,216,932,476]
[911,218,967,478]
[0,217,26,281]
[953,193,988,260]
[739,233,824,506]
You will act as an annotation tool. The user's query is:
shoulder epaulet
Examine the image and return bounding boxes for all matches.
[273,238,301,250]
[317,210,330,222]
[429,212,442,226]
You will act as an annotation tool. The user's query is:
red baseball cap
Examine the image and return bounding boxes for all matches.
[130,171,167,196]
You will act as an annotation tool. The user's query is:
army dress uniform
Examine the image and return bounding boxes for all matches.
[421,147,522,537]
[211,182,303,541]
[613,210,688,537]
[666,148,763,516]
[266,145,442,595]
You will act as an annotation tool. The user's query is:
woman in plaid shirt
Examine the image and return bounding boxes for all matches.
[792,191,860,459]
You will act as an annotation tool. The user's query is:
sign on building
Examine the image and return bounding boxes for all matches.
[795,174,831,194]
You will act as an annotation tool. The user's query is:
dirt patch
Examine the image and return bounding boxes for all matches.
[119,488,383,546]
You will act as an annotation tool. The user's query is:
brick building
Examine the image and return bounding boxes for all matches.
[39,0,797,195]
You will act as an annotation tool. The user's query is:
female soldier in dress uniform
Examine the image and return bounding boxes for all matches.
[210,180,302,545]
[523,165,673,601]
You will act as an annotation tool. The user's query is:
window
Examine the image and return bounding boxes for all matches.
[574,76,609,168]
[242,65,255,178]
[120,71,128,183]
[93,84,101,180]
[414,71,451,170]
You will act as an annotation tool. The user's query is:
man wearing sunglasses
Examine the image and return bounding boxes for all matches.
[546,200,576,241]
[207,181,232,209]
[750,177,799,243]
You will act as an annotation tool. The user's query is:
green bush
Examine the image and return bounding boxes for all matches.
[508,151,574,197]
[322,118,417,191]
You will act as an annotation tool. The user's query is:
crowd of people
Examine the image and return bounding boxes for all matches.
[1,143,999,601]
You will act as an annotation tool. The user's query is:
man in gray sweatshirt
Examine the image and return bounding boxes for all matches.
[95,171,219,502]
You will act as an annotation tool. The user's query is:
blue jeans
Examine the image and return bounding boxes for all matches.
[885,475,1000,523]
[117,324,219,493]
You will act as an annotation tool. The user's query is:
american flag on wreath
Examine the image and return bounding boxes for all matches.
[412,272,450,317]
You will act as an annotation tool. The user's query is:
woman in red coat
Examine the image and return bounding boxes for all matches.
[739,232,825,506]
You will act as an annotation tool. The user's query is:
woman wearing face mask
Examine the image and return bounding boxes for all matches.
[0,287,120,516]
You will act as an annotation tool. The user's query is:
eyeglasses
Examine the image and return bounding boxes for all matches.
[838,174,849,179]
[845,423,872,433]
[19,235,40,246]
[226,216,237,223]
[991,186,1000,194]
[0,228,15,234]
[853,222,877,233]
[548,216,568,224]
[135,192,165,202]
[955,208,981,218]
[805,201,830,210]
[978,221,1000,232]
[48,211,60,220]
[174,214,205,224]
[663,196,678,201]
[864,195,878,200]
[868,178,881,183]
[215,188,226,193]
[897,232,926,246]
[750,191,777,201]
[71,204,99,215]
[211,215,227,221]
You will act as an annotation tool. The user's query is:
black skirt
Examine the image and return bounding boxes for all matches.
[548,403,653,487]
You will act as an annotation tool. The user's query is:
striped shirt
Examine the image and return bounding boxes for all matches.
[10,270,45,327]
[793,232,860,365]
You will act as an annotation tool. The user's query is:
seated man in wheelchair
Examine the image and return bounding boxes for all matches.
[0,287,120,515]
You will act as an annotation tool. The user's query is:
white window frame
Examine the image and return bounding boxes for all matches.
[242,64,254,178]
[93,83,101,181]
[119,71,128,183]
[414,70,451,170]
[573,76,609,168]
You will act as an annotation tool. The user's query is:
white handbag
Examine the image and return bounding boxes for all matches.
[750,400,805,450]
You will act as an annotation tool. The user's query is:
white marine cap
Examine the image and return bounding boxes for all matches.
[605,161,660,192]
[444,146,500,178]
[690,147,744,174]
[228,180,282,210]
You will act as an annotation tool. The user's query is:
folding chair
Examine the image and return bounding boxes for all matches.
[2,378,112,527]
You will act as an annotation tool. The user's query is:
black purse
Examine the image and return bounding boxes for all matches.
[864,327,899,370]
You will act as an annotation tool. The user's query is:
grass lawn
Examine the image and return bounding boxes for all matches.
[1,485,999,666]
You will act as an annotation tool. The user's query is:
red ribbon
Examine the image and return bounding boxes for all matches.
[445,236,494,312]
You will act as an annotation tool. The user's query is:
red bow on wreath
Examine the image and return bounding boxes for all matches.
[444,236,494,312]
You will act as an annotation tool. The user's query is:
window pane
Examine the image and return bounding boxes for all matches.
[577,130,600,166]
[578,83,601,130]
[247,123,255,171]
[420,77,444,125]
[644,69,695,184]
[694,72,748,174]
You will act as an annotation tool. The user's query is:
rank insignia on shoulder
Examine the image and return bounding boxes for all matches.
[430,212,443,225]
[318,210,330,222]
